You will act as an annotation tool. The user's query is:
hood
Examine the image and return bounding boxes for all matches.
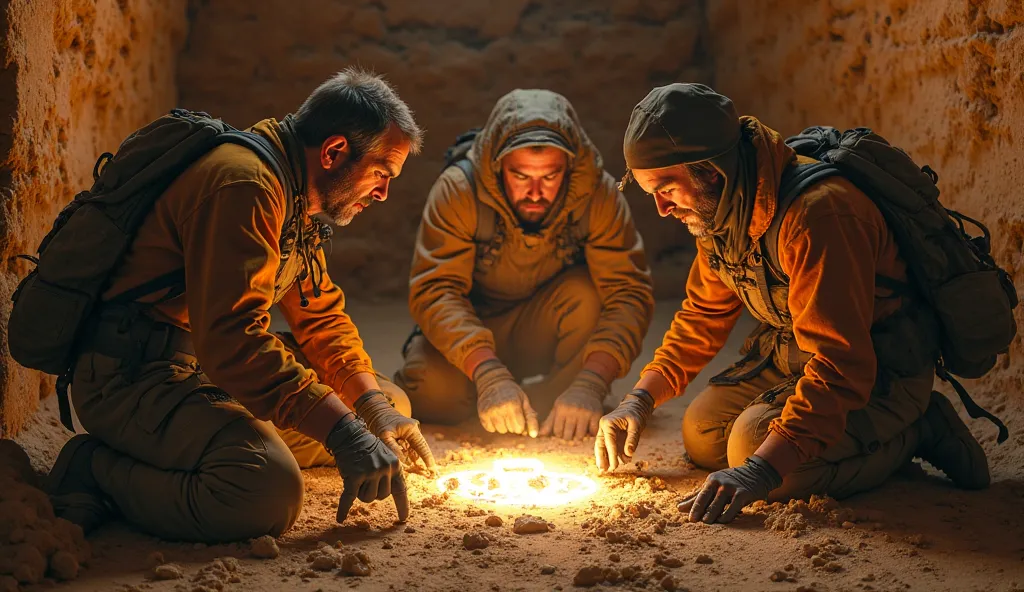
[250,117,307,201]
[468,89,604,228]
[741,116,797,243]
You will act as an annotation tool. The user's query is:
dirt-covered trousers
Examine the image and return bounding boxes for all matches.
[682,360,934,501]
[70,308,407,542]
[395,266,602,425]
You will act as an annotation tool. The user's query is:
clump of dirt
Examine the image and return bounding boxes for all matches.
[462,532,489,550]
[484,515,503,527]
[249,535,279,559]
[0,440,91,587]
[191,557,242,591]
[753,495,878,537]
[512,515,552,534]
[340,550,371,576]
[306,544,340,571]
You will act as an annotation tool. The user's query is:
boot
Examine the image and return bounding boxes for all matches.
[46,435,118,534]
[914,391,990,490]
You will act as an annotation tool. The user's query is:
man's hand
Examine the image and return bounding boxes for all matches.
[594,389,655,471]
[326,413,409,523]
[540,370,608,440]
[677,455,782,524]
[354,390,437,473]
[473,360,539,437]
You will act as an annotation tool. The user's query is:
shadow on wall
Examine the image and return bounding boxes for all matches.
[176,0,713,300]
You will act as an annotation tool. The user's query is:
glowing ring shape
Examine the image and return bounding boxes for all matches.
[435,458,598,507]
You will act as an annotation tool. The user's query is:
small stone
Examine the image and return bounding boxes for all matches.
[382,542,394,550]
[541,565,556,575]
[823,561,843,573]
[251,535,280,559]
[770,571,787,582]
[147,551,165,568]
[696,554,714,564]
[573,565,605,587]
[609,553,620,562]
[513,515,551,534]
[621,565,640,579]
[802,544,820,558]
[404,526,416,534]
[485,515,503,527]
[842,521,856,529]
[353,519,372,530]
[463,532,489,550]
[785,563,795,571]
[638,533,654,544]
[862,574,876,582]
[812,556,828,567]
[651,568,669,580]
[661,575,677,591]
[153,563,184,580]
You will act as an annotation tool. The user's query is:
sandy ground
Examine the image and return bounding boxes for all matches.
[7,301,1024,592]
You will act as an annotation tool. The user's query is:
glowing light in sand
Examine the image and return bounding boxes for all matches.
[436,458,598,507]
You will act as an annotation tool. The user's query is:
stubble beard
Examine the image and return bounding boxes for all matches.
[317,161,369,227]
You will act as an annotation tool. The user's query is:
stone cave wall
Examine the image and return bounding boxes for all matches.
[0,0,187,436]
[708,0,1024,468]
[176,0,711,300]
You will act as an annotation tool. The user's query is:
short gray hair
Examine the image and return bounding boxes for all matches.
[293,67,423,158]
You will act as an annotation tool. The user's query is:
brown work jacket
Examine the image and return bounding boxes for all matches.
[645,117,926,462]
[409,90,655,378]
[103,119,373,429]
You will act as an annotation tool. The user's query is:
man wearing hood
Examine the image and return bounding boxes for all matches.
[596,83,989,523]
[397,89,654,441]
[44,69,436,542]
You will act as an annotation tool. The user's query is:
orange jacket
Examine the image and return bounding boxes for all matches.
[644,118,908,462]
[104,119,373,429]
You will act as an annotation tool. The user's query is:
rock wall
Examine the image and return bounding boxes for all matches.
[177,0,712,300]
[0,0,187,436]
[709,0,1024,469]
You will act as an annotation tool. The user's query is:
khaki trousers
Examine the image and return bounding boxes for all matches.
[70,328,406,543]
[396,266,601,425]
[682,363,934,500]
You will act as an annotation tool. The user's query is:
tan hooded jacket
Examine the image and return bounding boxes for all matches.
[409,90,654,378]
[103,119,374,429]
[644,118,909,462]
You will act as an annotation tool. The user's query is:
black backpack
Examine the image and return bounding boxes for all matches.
[7,109,297,425]
[763,126,1018,442]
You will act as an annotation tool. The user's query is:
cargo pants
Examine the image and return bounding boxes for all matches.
[70,315,408,543]
[682,361,934,501]
[395,266,601,425]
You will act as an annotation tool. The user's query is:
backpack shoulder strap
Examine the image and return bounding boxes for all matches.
[762,162,842,281]
[450,159,494,244]
[109,130,298,305]
[216,131,297,201]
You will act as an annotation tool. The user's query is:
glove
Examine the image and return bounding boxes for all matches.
[594,388,654,472]
[473,360,539,437]
[540,370,608,440]
[677,455,782,524]
[326,412,409,523]
[355,389,437,473]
